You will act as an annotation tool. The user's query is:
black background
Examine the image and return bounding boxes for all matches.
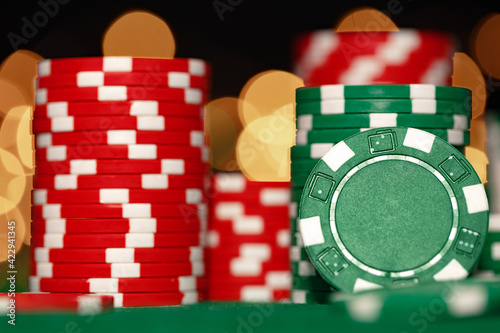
[1,0,500,106]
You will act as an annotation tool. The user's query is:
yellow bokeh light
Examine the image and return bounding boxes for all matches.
[0,148,28,214]
[452,52,486,120]
[335,7,399,32]
[0,203,27,263]
[102,11,176,58]
[204,97,244,171]
[471,13,500,80]
[470,118,486,153]
[236,112,295,182]
[465,147,489,185]
[239,70,303,126]
[0,78,30,119]
[0,50,43,106]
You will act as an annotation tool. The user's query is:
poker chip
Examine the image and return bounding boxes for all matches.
[33,115,203,133]
[33,188,203,205]
[36,130,205,147]
[32,203,206,218]
[31,217,205,234]
[37,71,209,89]
[30,261,204,278]
[35,101,203,118]
[295,99,471,116]
[32,246,203,263]
[38,57,208,76]
[35,144,207,161]
[29,276,199,293]
[296,128,470,146]
[35,86,205,105]
[31,232,202,248]
[296,85,470,102]
[35,159,207,175]
[206,288,290,302]
[298,127,488,293]
[0,293,114,314]
[297,113,469,130]
[34,174,206,190]
[30,56,211,307]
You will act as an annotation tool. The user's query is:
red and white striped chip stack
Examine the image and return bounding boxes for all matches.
[205,173,291,302]
[29,56,212,307]
[293,29,456,86]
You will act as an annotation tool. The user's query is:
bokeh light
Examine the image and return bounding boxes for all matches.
[102,11,176,58]
[452,52,486,120]
[471,13,500,80]
[204,97,244,171]
[335,7,399,32]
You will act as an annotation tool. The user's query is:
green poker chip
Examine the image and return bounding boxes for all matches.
[298,127,489,293]
[296,84,471,102]
[296,99,471,116]
[296,128,470,146]
[297,113,470,130]
[290,245,310,261]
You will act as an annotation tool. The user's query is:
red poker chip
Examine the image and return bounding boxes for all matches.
[35,86,206,105]
[37,71,209,89]
[30,261,204,278]
[35,159,207,175]
[38,57,209,76]
[36,144,207,162]
[35,130,206,148]
[31,246,203,263]
[34,174,207,190]
[205,247,289,259]
[29,276,200,293]
[33,188,204,205]
[99,291,199,307]
[207,259,290,272]
[208,218,290,233]
[206,288,289,302]
[35,101,203,118]
[0,293,114,314]
[32,203,206,219]
[211,173,290,193]
[31,217,204,234]
[211,202,290,218]
[33,115,203,133]
[206,229,290,248]
[31,232,202,248]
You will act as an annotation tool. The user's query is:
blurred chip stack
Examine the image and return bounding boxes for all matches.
[29,56,211,308]
[294,29,455,86]
[205,173,291,301]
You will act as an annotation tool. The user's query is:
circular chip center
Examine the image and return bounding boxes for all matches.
[334,158,453,272]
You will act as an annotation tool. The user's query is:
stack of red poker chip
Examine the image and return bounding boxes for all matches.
[293,29,456,86]
[29,57,211,308]
[205,173,291,302]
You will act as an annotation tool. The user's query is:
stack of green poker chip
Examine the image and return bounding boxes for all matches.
[291,86,475,302]
[477,214,500,274]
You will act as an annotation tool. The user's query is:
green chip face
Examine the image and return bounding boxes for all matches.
[296,85,471,102]
[296,99,471,116]
[297,113,470,130]
[298,127,489,293]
